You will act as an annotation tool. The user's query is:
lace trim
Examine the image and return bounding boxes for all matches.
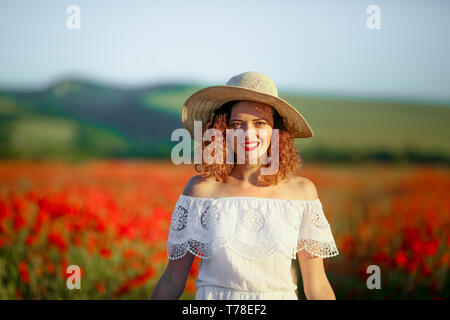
[167,238,339,260]
[167,195,339,260]
[296,239,339,258]
[167,238,291,261]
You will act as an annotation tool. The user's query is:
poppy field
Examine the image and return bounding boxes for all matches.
[0,160,448,299]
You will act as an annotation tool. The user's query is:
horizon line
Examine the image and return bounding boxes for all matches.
[0,74,449,107]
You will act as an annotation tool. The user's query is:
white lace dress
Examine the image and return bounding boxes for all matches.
[166,194,339,300]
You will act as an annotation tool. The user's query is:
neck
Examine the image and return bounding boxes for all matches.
[229,163,262,186]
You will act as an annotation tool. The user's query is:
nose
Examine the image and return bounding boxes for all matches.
[232,122,261,142]
[244,128,259,142]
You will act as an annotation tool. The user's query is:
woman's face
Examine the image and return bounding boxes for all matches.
[227,100,274,164]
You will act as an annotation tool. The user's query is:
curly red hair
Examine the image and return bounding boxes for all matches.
[194,100,303,185]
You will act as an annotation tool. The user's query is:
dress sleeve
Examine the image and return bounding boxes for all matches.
[166,194,211,260]
[167,195,192,260]
[297,200,339,258]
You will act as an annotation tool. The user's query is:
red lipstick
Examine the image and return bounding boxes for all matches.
[244,141,259,151]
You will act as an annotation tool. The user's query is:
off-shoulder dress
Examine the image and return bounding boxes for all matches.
[167,194,339,300]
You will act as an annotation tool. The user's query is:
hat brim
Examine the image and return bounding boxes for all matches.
[182,85,313,139]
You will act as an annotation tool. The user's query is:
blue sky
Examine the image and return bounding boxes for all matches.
[0,0,449,103]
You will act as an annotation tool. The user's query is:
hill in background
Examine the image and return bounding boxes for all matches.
[0,78,449,164]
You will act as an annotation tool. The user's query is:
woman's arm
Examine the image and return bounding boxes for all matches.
[297,250,336,300]
[151,252,196,300]
[295,178,336,299]
[152,175,210,299]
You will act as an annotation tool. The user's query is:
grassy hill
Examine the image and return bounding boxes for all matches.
[140,85,450,163]
[283,94,450,162]
[0,79,449,163]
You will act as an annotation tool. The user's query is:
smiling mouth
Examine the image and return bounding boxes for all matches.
[244,141,260,151]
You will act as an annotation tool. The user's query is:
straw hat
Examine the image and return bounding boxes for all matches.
[181,71,313,139]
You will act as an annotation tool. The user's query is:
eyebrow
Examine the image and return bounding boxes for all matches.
[229,118,268,122]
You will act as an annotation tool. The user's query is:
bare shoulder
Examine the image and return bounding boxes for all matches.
[182,175,217,198]
[288,176,319,201]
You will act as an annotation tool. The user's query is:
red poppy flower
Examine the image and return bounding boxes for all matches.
[100,248,112,259]
[424,239,439,256]
[13,213,26,231]
[18,261,30,284]
[395,251,408,267]
[373,251,389,264]
[48,232,68,252]
[420,263,431,277]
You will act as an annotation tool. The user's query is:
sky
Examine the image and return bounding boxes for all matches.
[0,0,449,104]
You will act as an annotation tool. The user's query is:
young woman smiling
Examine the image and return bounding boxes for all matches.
[152,71,339,300]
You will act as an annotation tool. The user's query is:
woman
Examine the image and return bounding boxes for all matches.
[151,71,339,300]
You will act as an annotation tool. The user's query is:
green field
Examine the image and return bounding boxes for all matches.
[140,86,450,161]
[1,81,450,163]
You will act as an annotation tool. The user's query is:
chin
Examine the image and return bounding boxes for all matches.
[234,147,269,164]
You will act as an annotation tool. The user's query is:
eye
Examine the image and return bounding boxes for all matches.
[230,122,241,128]
[256,121,267,126]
